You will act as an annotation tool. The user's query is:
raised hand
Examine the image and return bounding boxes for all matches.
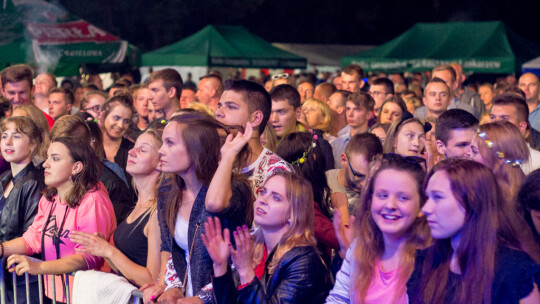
[220,122,253,160]
[229,225,255,284]
[70,230,114,259]
[201,217,231,277]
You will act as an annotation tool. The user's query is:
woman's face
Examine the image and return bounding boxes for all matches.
[158,121,192,174]
[254,175,291,230]
[379,102,403,124]
[134,88,150,118]
[1,122,34,165]
[423,170,466,240]
[103,104,132,140]
[469,136,487,165]
[43,142,80,189]
[302,104,324,129]
[127,133,160,176]
[371,169,421,240]
[394,122,425,157]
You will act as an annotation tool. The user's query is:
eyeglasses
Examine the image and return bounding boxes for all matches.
[347,156,366,181]
[82,105,102,113]
[368,90,388,97]
[272,73,290,80]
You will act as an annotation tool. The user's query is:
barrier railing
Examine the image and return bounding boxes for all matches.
[0,258,143,304]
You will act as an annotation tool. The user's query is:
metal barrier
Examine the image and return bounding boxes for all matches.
[0,259,144,304]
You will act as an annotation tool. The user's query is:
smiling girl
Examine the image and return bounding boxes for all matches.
[326,154,430,304]
[100,93,135,170]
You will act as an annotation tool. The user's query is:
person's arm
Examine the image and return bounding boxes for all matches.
[7,253,87,275]
[325,248,353,303]
[205,123,253,213]
[1,237,29,258]
[313,202,339,250]
[71,211,162,287]
[141,251,171,304]
[21,179,42,232]
[521,283,540,304]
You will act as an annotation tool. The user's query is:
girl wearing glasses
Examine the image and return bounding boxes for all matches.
[327,154,430,304]
[101,94,135,171]
[408,159,540,304]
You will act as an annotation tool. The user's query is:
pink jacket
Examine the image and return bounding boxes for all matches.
[22,183,117,302]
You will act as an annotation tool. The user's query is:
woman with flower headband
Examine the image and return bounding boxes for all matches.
[469,121,528,203]
[276,131,339,262]
[468,120,540,262]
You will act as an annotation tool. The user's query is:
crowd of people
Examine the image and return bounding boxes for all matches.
[0,62,537,304]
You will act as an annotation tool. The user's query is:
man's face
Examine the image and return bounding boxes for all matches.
[518,73,540,103]
[196,78,212,105]
[368,84,391,114]
[332,76,342,90]
[327,92,345,113]
[345,101,371,129]
[423,82,450,116]
[297,82,314,103]
[341,73,363,93]
[490,104,526,135]
[34,74,55,96]
[48,92,71,119]
[436,128,476,159]
[148,80,173,111]
[215,90,251,128]
[3,81,32,107]
[432,70,456,97]
[271,99,297,138]
[341,152,369,192]
[180,89,196,109]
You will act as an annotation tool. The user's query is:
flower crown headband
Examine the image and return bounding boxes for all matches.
[477,131,522,167]
[290,130,318,166]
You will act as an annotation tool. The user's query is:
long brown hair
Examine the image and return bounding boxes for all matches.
[252,171,317,275]
[44,137,102,208]
[12,105,50,162]
[475,121,528,202]
[163,111,251,235]
[352,155,430,303]
[417,159,507,304]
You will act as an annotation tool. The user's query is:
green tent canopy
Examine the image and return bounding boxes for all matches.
[0,0,140,76]
[342,21,540,74]
[142,25,306,69]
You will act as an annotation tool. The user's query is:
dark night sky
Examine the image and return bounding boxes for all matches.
[57,0,540,52]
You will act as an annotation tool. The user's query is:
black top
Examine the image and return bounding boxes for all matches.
[0,162,45,242]
[213,246,331,304]
[114,137,135,171]
[113,211,151,269]
[407,246,540,304]
[100,163,137,224]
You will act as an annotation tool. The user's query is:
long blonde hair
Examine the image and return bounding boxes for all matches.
[252,171,317,275]
[352,156,430,303]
